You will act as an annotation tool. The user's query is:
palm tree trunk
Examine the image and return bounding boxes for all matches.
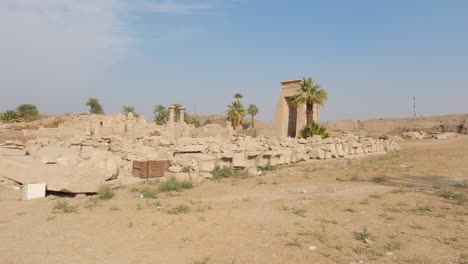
[306,102,314,130]
[251,115,255,129]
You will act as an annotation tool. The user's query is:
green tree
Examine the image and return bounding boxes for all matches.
[154,105,168,125]
[234,93,243,102]
[173,104,182,121]
[187,116,201,127]
[86,98,104,114]
[122,106,139,117]
[293,77,328,136]
[1,110,20,123]
[203,117,214,126]
[247,104,259,129]
[226,101,246,128]
[16,104,40,122]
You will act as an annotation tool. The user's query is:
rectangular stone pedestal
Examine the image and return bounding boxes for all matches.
[22,183,46,200]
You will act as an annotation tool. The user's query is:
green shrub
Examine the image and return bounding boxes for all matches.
[97,185,114,200]
[353,226,371,242]
[16,104,40,122]
[259,162,275,171]
[139,186,158,198]
[182,165,191,173]
[298,122,330,139]
[159,177,193,192]
[212,166,233,179]
[53,200,77,213]
[1,110,20,123]
[212,166,250,179]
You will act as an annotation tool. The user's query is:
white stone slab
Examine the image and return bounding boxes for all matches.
[22,183,46,200]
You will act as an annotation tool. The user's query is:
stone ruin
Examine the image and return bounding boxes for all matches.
[0,87,401,197]
[274,79,320,138]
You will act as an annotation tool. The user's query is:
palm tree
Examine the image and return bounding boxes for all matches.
[153,104,168,125]
[122,106,138,117]
[226,101,246,128]
[172,104,181,121]
[234,93,243,102]
[247,104,259,129]
[293,77,328,134]
[86,98,104,114]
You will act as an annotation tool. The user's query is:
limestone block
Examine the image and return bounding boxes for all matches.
[245,155,257,168]
[216,157,232,168]
[22,183,46,200]
[0,148,27,156]
[324,151,333,159]
[35,137,50,146]
[169,166,183,173]
[309,148,325,159]
[294,152,307,162]
[56,153,79,167]
[174,145,208,153]
[105,159,119,180]
[336,144,346,157]
[70,145,81,152]
[193,154,217,172]
[79,146,95,160]
[312,135,322,142]
[279,150,293,164]
[270,154,281,166]
[324,144,337,157]
[109,142,122,152]
[232,153,246,167]
[247,167,258,176]
[159,138,172,147]
[355,147,364,155]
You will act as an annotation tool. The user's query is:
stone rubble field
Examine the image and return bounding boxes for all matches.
[0,128,399,193]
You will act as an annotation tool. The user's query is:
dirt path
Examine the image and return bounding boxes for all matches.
[1,137,467,264]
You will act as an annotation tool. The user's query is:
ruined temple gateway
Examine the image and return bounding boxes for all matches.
[274,79,320,138]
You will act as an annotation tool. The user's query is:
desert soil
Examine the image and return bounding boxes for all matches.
[1,137,467,264]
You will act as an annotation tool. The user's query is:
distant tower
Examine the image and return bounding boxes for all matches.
[413,96,416,117]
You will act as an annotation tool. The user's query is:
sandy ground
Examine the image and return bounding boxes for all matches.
[1,137,467,264]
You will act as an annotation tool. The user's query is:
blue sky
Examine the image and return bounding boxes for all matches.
[1,0,467,122]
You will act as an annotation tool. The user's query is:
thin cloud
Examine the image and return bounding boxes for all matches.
[129,0,239,14]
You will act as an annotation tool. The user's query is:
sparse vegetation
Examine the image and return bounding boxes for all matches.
[137,186,158,199]
[411,203,434,213]
[168,204,190,215]
[192,257,210,264]
[298,122,330,139]
[182,165,191,173]
[285,237,303,248]
[97,185,114,200]
[1,104,40,123]
[212,166,249,180]
[53,200,77,213]
[372,176,388,183]
[353,226,371,242]
[1,110,20,123]
[159,177,193,192]
[259,162,275,172]
[292,207,307,217]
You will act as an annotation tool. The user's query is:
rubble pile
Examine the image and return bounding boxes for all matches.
[0,132,399,193]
